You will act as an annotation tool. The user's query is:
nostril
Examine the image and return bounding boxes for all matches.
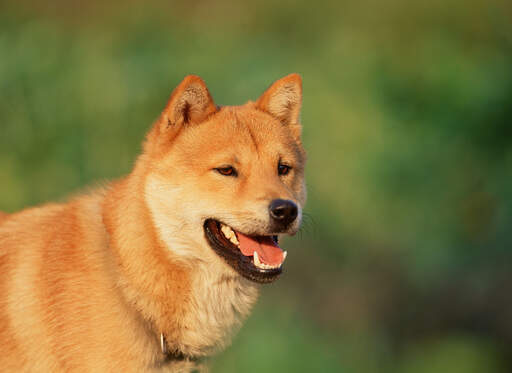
[272,206,287,218]
[269,199,298,225]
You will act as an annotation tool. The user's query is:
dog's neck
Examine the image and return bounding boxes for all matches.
[102,160,259,364]
[103,165,194,353]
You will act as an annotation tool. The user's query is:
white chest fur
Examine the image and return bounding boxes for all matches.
[175,263,259,356]
[144,177,260,356]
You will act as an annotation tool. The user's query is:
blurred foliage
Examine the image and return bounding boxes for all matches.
[1,0,511,371]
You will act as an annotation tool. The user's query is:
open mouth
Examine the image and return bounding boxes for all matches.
[203,219,287,283]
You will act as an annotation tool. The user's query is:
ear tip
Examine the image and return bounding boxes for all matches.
[282,73,302,86]
[181,74,207,87]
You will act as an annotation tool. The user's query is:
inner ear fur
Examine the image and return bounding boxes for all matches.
[256,73,302,126]
[162,75,217,128]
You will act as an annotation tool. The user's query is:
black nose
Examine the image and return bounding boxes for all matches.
[269,199,298,227]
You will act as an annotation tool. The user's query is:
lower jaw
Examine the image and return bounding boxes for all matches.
[203,220,282,284]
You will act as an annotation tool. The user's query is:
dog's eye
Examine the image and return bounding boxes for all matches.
[215,166,237,177]
[278,163,292,176]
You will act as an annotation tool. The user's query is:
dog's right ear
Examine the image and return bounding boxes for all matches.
[146,75,217,152]
[161,75,217,128]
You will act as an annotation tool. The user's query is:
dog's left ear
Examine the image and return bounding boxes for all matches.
[256,73,302,127]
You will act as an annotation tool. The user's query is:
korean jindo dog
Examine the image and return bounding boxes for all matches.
[0,74,306,372]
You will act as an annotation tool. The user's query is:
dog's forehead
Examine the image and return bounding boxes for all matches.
[215,106,293,146]
[179,105,297,156]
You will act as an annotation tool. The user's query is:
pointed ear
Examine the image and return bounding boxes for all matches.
[256,73,302,126]
[161,75,217,128]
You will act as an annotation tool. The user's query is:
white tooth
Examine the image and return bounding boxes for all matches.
[253,251,261,267]
[282,251,287,262]
[229,235,239,246]
[221,225,234,239]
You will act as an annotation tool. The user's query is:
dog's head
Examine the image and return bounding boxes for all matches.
[143,75,306,283]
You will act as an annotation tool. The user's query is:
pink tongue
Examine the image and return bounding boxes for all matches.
[236,232,284,266]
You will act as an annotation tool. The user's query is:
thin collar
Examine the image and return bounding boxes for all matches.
[160,333,200,363]
[160,333,168,355]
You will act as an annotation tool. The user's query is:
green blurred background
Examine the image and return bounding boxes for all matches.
[1,1,512,371]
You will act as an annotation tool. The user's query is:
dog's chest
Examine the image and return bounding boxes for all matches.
[176,269,259,356]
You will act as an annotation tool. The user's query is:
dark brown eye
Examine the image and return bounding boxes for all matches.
[215,166,237,177]
[278,163,292,176]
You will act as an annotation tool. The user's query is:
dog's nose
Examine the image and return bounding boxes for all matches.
[269,199,298,228]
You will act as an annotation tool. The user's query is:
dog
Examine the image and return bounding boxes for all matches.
[0,74,307,372]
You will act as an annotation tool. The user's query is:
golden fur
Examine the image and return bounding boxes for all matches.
[0,74,306,372]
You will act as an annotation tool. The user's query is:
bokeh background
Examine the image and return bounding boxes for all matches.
[1,1,512,371]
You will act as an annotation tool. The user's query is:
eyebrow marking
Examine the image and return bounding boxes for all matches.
[246,125,260,153]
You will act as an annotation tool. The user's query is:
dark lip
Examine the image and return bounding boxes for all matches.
[203,219,282,284]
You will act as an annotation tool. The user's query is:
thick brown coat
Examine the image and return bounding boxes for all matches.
[0,74,306,372]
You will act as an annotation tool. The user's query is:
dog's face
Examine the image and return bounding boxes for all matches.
[144,75,306,283]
